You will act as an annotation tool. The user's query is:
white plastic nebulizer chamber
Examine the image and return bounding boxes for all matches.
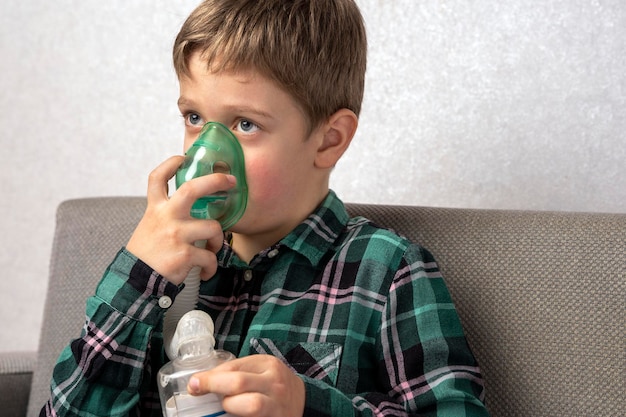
[158,310,235,417]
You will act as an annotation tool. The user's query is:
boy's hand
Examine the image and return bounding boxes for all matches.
[126,156,236,285]
[188,355,306,417]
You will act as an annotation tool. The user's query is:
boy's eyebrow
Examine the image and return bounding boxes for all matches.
[225,105,276,121]
[177,97,191,107]
[177,97,276,121]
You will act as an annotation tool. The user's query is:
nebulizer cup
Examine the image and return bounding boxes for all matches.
[159,122,246,416]
[158,310,235,417]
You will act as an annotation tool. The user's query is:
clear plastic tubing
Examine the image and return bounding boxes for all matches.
[162,122,247,360]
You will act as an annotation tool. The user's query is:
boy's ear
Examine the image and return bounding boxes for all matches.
[315,108,358,169]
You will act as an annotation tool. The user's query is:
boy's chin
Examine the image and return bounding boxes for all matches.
[225,218,248,235]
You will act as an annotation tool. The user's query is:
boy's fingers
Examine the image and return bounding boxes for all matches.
[189,369,259,397]
[212,355,271,373]
[188,247,219,279]
[169,173,237,215]
[145,156,237,219]
[187,356,306,417]
[204,223,227,255]
[188,356,282,396]
[186,220,224,249]
[146,155,185,204]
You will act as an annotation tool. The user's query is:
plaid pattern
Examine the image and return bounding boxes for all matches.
[42,191,488,416]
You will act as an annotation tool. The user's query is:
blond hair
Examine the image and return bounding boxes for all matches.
[173,0,367,131]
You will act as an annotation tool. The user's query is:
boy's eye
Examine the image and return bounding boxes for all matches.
[235,119,259,133]
[185,113,204,126]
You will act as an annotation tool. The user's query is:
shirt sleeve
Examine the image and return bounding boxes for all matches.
[301,244,490,417]
[40,248,179,417]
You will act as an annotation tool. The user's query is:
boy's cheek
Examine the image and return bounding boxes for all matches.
[244,161,285,200]
[247,176,285,204]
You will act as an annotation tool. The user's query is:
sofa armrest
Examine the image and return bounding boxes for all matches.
[0,351,36,417]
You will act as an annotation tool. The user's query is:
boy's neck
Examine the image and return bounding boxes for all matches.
[229,233,266,265]
[230,188,330,264]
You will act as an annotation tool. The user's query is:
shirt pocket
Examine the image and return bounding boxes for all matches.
[249,337,342,387]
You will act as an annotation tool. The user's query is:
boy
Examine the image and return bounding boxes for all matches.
[43,0,489,416]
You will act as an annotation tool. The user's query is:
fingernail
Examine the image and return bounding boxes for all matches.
[226,175,237,186]
[188,377,200,394]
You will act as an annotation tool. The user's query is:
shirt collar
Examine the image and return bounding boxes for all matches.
[280,190,350,266]
[218,190,350,268]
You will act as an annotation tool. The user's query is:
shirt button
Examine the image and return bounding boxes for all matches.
[244,270,253,282]
[268,249,280,258]
[158,296,172,309]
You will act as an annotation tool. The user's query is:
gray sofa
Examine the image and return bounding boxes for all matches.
[2,197,624,417]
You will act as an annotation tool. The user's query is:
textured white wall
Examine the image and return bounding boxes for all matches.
[1,0,624,352]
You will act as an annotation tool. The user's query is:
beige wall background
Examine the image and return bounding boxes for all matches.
[1,0,624,353]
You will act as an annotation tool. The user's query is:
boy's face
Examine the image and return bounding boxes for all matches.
[178,52,329,250]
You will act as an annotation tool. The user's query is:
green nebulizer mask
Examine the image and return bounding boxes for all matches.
[175,122,248,229]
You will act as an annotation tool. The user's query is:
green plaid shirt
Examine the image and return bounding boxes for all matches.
[43,191,488,416]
